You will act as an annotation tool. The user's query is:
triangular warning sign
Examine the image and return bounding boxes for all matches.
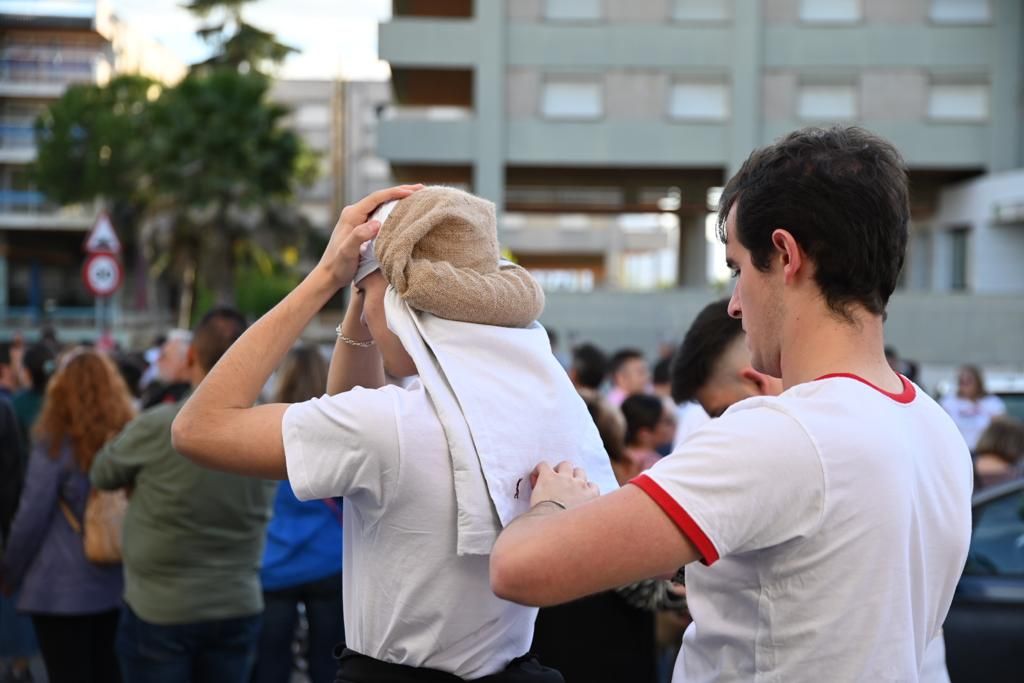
[84,212,122,254]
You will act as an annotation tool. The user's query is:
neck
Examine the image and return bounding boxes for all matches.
[778,305,901,393]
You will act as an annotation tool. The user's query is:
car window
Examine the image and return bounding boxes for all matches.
[964,489,1024,577]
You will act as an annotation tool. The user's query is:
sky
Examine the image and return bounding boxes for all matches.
[110,0,392,80]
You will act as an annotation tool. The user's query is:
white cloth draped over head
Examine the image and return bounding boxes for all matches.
[384,287,620,555]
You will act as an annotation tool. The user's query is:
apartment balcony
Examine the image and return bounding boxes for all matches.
[378,17,478,67]
[0,56,98,96]
[376,106,475,163]
[0,191,92,230]
[392,0,472,19]
[0,121,36,163]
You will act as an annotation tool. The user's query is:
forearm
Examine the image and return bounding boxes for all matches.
[172,267,337,475]
[326,292,385,394]
[196,267,338,408]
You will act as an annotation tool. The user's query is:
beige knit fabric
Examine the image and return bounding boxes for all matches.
[374,186,545,328]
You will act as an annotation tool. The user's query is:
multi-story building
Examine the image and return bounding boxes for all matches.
[271,79,344,233]
[376,0,1024,377]
[342,79,395,207]
[0,0,183,325]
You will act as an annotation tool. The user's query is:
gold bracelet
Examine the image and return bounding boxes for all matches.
[335,324,375,348]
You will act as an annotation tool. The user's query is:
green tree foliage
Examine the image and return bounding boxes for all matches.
[184,0,297,74]
[31,2,317,326]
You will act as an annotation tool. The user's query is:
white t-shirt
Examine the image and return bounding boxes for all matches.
[632,374,973,683]
[282,380,536,678]
[939,393,1006,451]
[673,401,712,451]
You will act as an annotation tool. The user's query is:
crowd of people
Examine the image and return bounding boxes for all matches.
[0,127,1022,683]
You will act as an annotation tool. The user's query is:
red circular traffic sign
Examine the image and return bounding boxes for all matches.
[82,253,123,297]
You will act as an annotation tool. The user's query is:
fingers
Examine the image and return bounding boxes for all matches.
[341,220,381,256]
[343,184,424,225]
[531,461,553,488]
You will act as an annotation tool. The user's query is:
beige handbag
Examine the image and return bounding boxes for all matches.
[59,489,127,565]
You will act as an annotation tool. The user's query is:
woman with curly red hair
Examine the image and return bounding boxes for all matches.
[1,348,135,683]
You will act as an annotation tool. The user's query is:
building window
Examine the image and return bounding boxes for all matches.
[544,0,602,21]
[797,84,857,120]
[799,0,861,23]
[295,104,331,128]
[950,227,968,291]
[928,83,989,121]
[929,0,991,24]
[541,79,603,120]
[668,81,730,120]
[671,0,732,22]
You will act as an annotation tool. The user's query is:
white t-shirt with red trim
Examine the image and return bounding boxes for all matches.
[632,374,973,683]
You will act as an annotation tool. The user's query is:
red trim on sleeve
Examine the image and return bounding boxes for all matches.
[630,474,720,566]
[815,373,916,404]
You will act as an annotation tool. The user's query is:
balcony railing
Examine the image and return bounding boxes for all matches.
[0,122,35,149]
[0,189,49,213]
[0,58,95,84]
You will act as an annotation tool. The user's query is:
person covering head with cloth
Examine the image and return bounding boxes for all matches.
[172,185,617,683]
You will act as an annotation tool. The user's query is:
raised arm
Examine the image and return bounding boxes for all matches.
[171,185,422,479]
[326,288,385,395]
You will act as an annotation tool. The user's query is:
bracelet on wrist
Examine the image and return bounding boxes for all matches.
[531,499,567,511]
[335,324,375,348]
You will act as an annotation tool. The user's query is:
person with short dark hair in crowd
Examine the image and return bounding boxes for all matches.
[568,343,607,402]
[671,299,781,421]
[620,394,675,477]
[606,348,650,407]
[91,308,275,683]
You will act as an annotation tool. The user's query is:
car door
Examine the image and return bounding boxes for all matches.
[944,481,1024,683]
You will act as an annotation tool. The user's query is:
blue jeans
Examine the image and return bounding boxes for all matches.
[251,572,344,683]
[116,604,261,683]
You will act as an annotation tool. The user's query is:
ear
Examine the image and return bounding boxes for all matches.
[770,229,805,285]
[186,344,198,370]
[740,366,772,396]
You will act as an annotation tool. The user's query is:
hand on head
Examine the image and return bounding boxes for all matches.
[318,184,424,290]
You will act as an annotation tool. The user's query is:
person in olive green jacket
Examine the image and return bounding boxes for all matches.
[91,307,275,683]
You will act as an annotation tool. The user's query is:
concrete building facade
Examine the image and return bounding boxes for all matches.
[376,0,1024,371]
[0,0,183,325]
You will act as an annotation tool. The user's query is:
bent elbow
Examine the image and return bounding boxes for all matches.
[170,412,197,462]
[490,542,545,607]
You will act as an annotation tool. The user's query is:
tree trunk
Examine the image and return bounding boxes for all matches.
[178,259,197,330]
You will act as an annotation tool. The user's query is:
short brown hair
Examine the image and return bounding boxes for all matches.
[975,416,1024,465]
[274,345,328,404]
[192,307,248,373]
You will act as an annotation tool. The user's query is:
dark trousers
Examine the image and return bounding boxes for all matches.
[116,604,261,683]
[334,649,564,683]
[252,572,344,683]
[31,609,121,683]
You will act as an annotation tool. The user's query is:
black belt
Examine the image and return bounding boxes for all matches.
[333,647,565,683]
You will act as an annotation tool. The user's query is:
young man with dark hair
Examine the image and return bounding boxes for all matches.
[91,307,274,683]
[491,126,973,682]
[606,348,650,406]
[671,299,781,419]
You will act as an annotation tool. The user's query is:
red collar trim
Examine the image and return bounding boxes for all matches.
[815,373,916,404]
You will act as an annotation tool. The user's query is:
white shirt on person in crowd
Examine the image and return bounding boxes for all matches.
[672,401,711,451]
[631,374,973,683]
[939,393,1006,451]
[282,379,535,679]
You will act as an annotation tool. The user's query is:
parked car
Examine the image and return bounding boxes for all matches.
[944,477,1024,683]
